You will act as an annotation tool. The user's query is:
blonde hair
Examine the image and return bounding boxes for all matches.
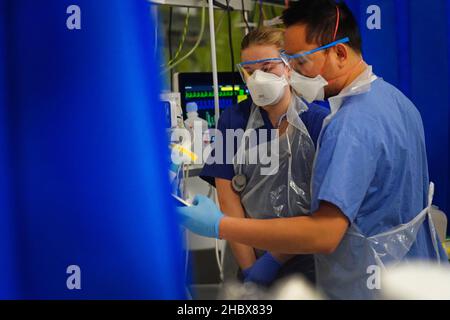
[240,27,285,51]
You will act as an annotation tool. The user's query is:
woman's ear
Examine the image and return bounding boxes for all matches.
[284,64,292,77]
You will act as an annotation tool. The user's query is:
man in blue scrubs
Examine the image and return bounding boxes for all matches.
[178,0,447,299]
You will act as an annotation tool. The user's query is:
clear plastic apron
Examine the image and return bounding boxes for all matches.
[233,96,315,219]
[222,96,315,281]
[312,66,445,299]
[315,182,443,300]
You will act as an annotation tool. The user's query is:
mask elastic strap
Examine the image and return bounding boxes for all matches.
[332,6,340,42]
[318,6,341,76]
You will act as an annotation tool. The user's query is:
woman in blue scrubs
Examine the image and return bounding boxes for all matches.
[200,27,329,287]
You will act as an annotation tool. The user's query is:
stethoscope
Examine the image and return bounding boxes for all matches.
[231,113,292,194]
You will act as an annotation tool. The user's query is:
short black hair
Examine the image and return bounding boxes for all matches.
[282,0,362,53]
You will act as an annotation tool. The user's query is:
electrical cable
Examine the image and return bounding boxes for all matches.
[215,11,227,37]
[172,151,191,297]
[162,2,206,74]
[215,238,224,282]
[168,6,174,90]
[250,1,257,25]
[211,187,224,282]
[241,0,251,32]
[261,1,267,21]
[225,0,235,71]
[225,0,236,112]
[259,0,264,27]
[167,7,190,66]
[270,4,277,19]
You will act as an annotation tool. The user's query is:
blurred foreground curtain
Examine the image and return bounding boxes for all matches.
[345,0,450,226]
[0,0,185,299]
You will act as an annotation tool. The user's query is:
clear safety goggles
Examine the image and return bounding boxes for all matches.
[280,37,350,75]
[237,57,288,83]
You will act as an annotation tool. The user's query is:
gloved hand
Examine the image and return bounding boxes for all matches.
[242,267,251,279]
[244,252,282,286]
[176,195,224,238]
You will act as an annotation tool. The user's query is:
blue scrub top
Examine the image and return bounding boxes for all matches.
[312,78,447,261]
[200,97,329,186]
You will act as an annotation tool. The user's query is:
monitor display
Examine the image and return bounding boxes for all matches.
[174,72,250,128]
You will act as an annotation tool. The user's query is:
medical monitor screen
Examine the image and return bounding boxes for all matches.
[175,72,250,128]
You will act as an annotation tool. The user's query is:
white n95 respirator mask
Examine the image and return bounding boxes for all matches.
[246,70,288,107]
[289,71,328,103]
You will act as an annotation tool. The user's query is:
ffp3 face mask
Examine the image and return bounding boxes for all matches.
[289,72,328,103]
[246,70,288,107]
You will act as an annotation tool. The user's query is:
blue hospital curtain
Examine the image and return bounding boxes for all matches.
[345,0,450,225]
[0,0,185,299]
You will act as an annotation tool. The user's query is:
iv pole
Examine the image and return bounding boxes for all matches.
[207,0,221,128]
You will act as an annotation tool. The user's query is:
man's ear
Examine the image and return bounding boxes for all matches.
[334,44,348,64]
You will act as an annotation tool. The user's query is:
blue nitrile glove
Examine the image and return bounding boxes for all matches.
[244,252,282,286]
[242,267,251,279]
[176,195,224,238]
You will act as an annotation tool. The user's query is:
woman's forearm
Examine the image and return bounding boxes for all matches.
[215,178,256,270]
[228,242,256,270]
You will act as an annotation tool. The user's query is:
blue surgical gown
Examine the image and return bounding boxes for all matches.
[312,78,447,261]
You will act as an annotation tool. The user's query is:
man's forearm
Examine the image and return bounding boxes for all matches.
[270,252,295,263]
[219,202,349,255]
[219,216,322,254]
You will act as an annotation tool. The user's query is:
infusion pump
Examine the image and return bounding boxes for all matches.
[160,92,183,129]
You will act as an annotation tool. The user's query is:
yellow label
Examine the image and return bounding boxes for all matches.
[444,241,450,260]
[170,144,198,162]
[237,95,248,104]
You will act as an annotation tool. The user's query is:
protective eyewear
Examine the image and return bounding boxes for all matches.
[280,37,350,73]
[237,57,288,83]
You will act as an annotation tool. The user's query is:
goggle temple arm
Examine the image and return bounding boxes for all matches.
[236,63,251,83]
[280,37,351,61]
